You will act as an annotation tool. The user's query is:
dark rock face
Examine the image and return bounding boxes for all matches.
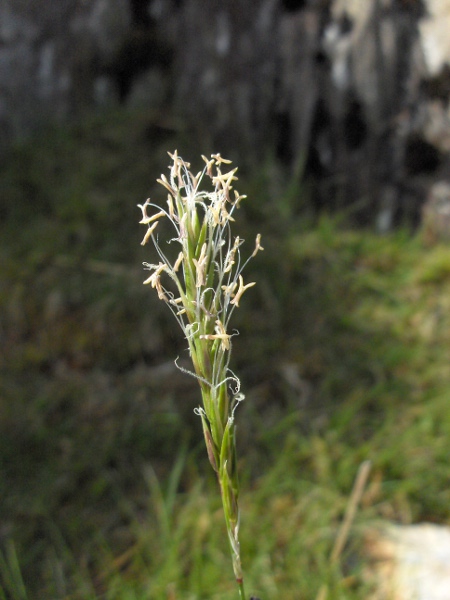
[169,0,446,225]
[171,0,281,162]
[0,0,131,149]
[2,0,450,225]
[422,181,450,244]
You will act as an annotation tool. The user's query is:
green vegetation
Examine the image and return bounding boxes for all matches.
[1,109,449,599]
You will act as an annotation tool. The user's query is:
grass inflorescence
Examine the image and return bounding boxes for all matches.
[138,152,263,598]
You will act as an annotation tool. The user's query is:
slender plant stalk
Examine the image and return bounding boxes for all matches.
[138,152,262,597]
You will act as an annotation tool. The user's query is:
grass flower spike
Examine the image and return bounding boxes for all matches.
[139,152,262,599]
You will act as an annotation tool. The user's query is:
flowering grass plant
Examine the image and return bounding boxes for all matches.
[139,151,262,599]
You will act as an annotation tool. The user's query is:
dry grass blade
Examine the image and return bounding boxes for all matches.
[316,460,372,600]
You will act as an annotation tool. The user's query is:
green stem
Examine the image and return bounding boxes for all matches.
[237,577,246,600]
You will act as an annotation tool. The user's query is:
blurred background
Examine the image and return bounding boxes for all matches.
[1,1,450,598]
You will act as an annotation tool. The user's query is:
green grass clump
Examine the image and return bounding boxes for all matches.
[1,111,450,598]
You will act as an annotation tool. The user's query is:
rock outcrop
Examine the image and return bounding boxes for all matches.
[365,523,450,600]
[3,0,450,224]
[0,0,130,150]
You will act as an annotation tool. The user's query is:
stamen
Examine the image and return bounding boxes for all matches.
[140,221,159,245]
[230,275,256,307]
[252,233,264,257]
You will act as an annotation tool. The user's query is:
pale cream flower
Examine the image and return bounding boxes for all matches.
[222,281,238,297]
[212,168,238,189]
[137,200,151,223]
[252,233,264,257]
[173,251,184,272]
[139,209,165,226]
[224,237,242,273]
[143,262,167,286]
[202,155,215,177]
[140,221,159,245]
[157,173,177,195]
[200,319,231,351]
[230,275,256,307]
[211,153,232,165]
[193,243,208,287]
[233,190,247,207]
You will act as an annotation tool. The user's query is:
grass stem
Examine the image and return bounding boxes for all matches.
[238,578,246,599]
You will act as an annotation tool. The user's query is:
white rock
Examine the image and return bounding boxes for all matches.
[419,0,450,75]
[365,523,450,600]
